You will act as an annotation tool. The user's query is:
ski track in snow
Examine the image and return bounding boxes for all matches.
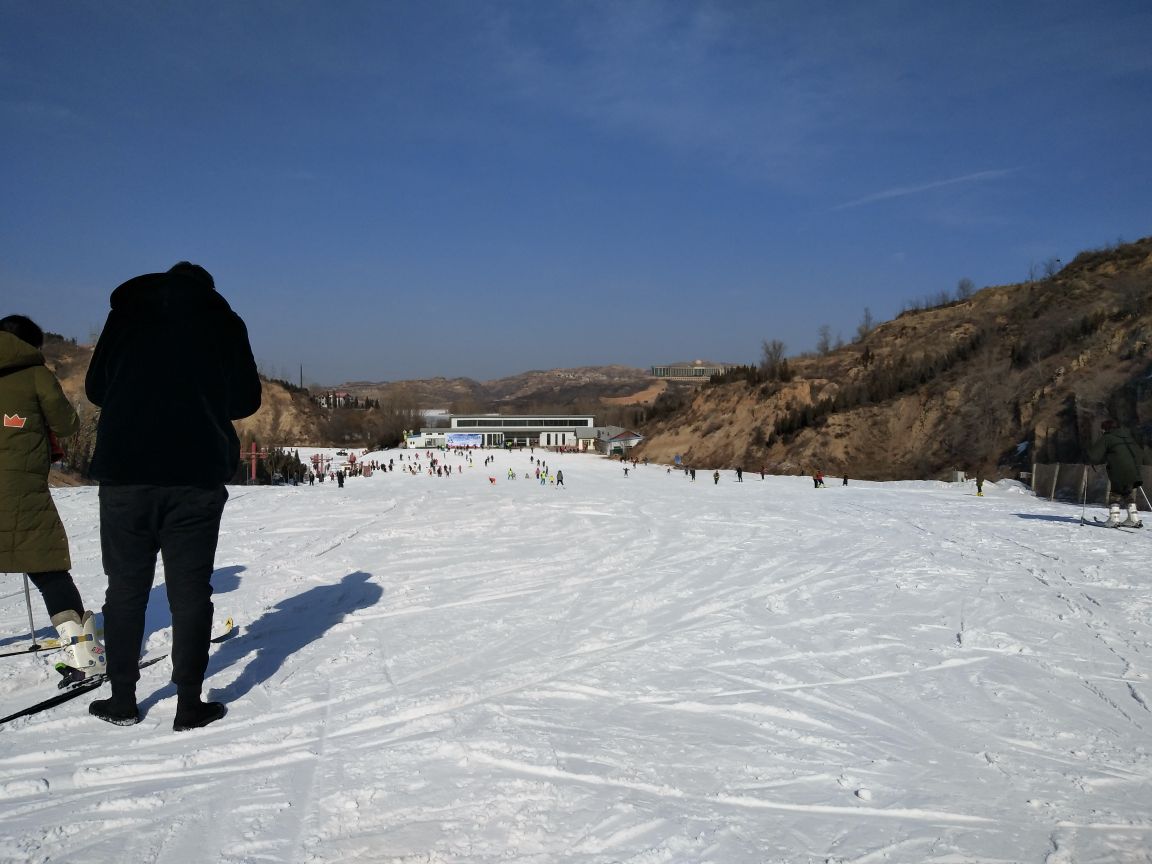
[2,452,1151,863]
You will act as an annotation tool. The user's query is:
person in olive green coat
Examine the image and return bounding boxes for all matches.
[1087,418,1147,527]
[0,315,105,674]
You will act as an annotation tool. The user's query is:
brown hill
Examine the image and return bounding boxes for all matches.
[338,377,484,410]
[633,237,1152,480]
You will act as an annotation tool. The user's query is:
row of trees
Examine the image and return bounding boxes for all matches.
[761,306,880,371]
[750,273,983,376]
[899,277,979,315]
[314,397,422,449]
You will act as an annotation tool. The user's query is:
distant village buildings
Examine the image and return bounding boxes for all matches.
[313,390,378,410]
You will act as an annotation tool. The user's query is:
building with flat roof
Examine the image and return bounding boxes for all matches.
[406,414,598,449]
[650,360,731,379]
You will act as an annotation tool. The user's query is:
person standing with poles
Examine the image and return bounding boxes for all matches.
[1087,418,1146,527]
[0,315,105,676]
[85,263,261,730]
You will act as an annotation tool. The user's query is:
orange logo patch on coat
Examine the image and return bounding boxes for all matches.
[3,413,27,428]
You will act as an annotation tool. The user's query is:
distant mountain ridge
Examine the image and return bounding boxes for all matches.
[333,365,659,412]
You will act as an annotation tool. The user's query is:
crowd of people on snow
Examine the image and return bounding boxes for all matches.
[2,259,1148,733]
[282,432,1150,534]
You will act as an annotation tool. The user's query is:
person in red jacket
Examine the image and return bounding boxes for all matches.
[85,263,261,730]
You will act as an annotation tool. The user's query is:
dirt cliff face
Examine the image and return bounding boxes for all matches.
[634,238,1152,480]
[234,381,327,446]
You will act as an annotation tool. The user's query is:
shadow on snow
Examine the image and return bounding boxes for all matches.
[201,570,382,706]
[1013,513,1085,525]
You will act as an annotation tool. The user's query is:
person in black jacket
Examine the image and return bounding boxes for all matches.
[85,262,261,730]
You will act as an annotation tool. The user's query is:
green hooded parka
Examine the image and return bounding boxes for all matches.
[1087,423,1146,495]
[0,331,79,573]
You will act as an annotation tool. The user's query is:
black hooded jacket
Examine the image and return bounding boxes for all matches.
[85,268,262,485]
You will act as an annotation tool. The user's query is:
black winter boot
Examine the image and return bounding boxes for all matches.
[90,683,140,726]
[173,687,227,732]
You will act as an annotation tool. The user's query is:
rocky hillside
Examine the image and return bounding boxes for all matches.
[633,237,1152,480]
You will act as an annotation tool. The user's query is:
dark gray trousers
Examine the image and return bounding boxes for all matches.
[98,485,227,691]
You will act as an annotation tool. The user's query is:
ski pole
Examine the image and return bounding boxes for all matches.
[21,574,41,650]
[1078,464,1089,525]
[1139,484,1152,513]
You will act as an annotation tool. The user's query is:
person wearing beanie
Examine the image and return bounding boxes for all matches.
[85,263,261,730]
[1087,418,1147,528]
[0,314,106,677]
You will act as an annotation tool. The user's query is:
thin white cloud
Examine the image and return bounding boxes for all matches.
[1,99,85,124]
[478,3,869,184]
[829,169,1017,211]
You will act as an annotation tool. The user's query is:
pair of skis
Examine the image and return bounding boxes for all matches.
[1085,517,1143,532]
[0,617,236,727]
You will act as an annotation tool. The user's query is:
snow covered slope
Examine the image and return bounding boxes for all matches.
[2,451,1150,863]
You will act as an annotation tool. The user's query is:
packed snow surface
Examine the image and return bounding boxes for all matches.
[2,449,1150,863]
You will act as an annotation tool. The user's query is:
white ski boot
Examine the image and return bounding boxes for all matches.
[1103,504,1124,527]
[51,610,106,675]
[1122,503,1143,528]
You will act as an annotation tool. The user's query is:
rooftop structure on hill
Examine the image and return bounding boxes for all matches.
[650,360,732,379]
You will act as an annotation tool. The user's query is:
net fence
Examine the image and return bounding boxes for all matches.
[1031,463,1151,508]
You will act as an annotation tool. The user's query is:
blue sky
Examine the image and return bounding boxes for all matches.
[3,1,1150,385]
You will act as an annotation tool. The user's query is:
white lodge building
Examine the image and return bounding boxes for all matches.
[407,415,598,449]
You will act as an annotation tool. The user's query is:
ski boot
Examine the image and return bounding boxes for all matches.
[51,610,107,686]
[1103,503,1124,527]
[1122,503,1143,528]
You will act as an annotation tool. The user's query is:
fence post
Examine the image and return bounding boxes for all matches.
[1050,463,1060,501]
[1079,464,1088,507]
